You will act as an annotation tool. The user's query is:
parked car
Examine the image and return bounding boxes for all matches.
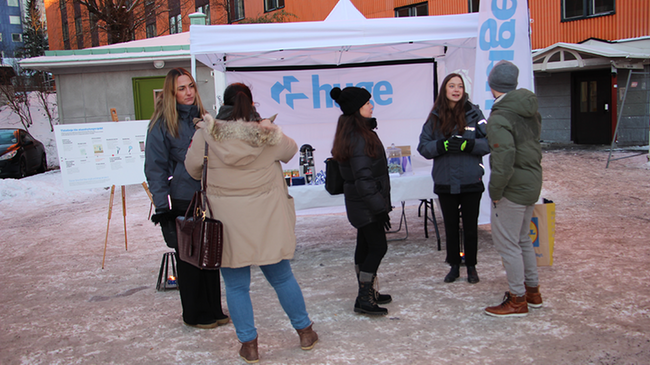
[0,128,47,178]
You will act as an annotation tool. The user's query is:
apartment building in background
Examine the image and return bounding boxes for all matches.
[44,0,650,51]
[1,0,26,59]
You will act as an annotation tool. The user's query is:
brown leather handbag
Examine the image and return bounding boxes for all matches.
[176,142,223,269]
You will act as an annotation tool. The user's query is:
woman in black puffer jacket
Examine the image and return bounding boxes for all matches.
[417,73,490,285]
[330,86,392,316]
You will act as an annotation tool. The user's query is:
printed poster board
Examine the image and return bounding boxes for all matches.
[54,121,149,190]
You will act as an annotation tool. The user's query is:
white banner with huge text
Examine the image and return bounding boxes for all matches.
[226,63,435,125]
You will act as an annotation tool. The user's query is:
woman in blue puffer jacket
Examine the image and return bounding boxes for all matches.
[418,73,490,284]
[145,67,228,328]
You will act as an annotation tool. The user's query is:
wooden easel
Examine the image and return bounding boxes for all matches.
[102,182,156,268]
[102,108,127,269]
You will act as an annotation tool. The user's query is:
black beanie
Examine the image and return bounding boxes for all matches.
[330,86,371,115]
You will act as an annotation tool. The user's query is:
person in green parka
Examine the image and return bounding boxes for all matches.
[483,60,544,318]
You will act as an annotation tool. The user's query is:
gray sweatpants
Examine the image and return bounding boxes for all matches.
[490,197,539,296]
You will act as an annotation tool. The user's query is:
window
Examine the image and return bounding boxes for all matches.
[469,0,480,13]
[395,2,428,17]
[230,0,244,21]
[264,0,284,12]
[9,15,21,25]
[12,33,23,42]
[75,17,83,36]
[563,0,615,20]
[169,14,182,34]
[62,22,69,43]
[146,23,157,38]
[89,12,99,46]
[580,81,598,113]
[197,4,211,25]
[75,17,83,48]
[8,0,19,6]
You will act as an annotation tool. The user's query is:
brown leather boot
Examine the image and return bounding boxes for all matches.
[239,336,259,364]
[484,292,529,317]
[296,322,319,350]
[525,284,543,308]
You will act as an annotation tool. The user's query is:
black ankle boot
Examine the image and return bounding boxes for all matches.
[467,266,480,284]
[444,264,460,283]
[372,274,392,304]
[354,272,388,315]
[356,266,392,305]
[354,281,388,315]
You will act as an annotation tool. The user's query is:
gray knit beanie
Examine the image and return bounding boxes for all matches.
[488,60,519,93]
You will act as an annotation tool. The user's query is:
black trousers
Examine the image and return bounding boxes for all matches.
[355,221,388,275]
[437,191,482,267]
[160,202,226,325]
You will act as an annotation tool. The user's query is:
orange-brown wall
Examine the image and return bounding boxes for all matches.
[44,0,650,51]
[44,0,62,50]
[530,0,650,49]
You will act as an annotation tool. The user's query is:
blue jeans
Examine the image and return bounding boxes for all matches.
[220,260,311,343]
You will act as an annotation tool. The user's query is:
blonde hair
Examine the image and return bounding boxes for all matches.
[148,67,207,138]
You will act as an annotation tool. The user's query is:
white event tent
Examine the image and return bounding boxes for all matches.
[190,3,479,72]
[189,0,480,173]
[189,0,496,222]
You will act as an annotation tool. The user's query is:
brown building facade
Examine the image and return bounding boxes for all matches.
[45,1,650,51]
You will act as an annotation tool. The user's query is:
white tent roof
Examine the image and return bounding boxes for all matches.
[190,12,479,71]
[325,0,366,21]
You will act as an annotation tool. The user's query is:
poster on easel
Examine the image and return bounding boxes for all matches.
[54,121,149,191]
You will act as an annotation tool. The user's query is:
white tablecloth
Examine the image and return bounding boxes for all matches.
[288,168,434,211]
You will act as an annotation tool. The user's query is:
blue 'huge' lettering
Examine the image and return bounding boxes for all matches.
[311,75,393,109]
[479,0,518,109]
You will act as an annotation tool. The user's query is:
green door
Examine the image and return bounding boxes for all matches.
[133,76,165,120]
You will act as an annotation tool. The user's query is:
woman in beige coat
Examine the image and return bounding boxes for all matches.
[185,83,317,364]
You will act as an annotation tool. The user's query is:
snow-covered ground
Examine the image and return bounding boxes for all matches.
[3,93,650,364]
[0,92,60,169]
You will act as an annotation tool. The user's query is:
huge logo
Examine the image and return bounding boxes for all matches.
[271,75,394,110]
[478,0,519,110]
[529,216,539,247]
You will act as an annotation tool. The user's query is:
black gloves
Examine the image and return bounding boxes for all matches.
[151,209,175,225]
[447,136,463,152]
[436,139,448,155]
[377,212,391,231]
[447,136,475,153]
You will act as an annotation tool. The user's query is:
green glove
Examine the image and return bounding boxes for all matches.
[460,139,475,153]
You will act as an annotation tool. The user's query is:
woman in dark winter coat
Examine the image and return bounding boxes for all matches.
[144,67,228,328]
[417,73,490,284]
[330,86,393,316]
